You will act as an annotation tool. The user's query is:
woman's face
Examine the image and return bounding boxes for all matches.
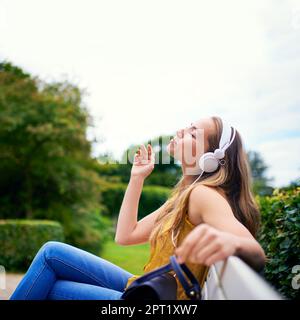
[167,118,214,174]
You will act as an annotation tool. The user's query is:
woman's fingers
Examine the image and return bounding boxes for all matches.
[133,153,141,164]
[147,144,151,160]
[203,251,225,266]
[139,144,148,159]
[150,148,155,164]
[189,230,218,262]
[175,224,209,263]
[191,241,220,264]
[134,144,155,166]
[148,144,155,162]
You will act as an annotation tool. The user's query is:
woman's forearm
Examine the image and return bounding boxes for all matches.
[235,236,266,272]
[114,175,144,244]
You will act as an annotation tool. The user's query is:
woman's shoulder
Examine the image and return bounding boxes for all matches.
[187,184,231,225]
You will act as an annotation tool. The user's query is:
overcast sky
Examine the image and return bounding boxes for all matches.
[1,0,300,187]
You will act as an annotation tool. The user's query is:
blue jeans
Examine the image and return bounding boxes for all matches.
[9,241,134,300]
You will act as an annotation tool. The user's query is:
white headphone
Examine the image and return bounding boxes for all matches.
[198,119,236,173]
[189,119,236,186]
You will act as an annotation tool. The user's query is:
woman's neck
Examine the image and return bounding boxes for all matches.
[182,164,203,187]
[182,174,200,187]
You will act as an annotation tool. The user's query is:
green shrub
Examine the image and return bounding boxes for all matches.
[63,206,115,254]
[99,181,127,217]
[144,171,180,187]
[32,203,114,255]
[99,181,171,219]
[257,187,300,300]
[0,219,64,271]
[138,185,171,218]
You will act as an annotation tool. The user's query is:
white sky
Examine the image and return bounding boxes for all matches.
[1,0,300,187]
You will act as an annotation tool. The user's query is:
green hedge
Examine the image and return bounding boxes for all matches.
[257,187,300,300]
[0,219,64,271]
[99,181,171,219]
[139,185,171,218]
[32,203,114,256]
[61,206,115,254]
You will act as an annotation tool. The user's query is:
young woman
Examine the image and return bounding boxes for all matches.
[10,116,266,300]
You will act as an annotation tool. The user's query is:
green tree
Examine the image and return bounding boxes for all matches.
[0,61,110,253]
[247,150,274,196]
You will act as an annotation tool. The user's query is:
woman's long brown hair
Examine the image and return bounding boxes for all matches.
[148,116,261,250]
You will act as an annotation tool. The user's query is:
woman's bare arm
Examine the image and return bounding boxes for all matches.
[115,190,167,245]
[114,175,145,245]
[175,185,266,272]
[114,143,159,245]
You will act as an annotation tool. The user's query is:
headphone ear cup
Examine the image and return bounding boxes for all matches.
[199,152,219,173]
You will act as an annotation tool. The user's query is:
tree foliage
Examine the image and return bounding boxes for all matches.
[0,61,111,253]
[257,186,300,300]
[247,150,274,196]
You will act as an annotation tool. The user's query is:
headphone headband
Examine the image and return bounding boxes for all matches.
[218,121,236,154]
[219,120,233,149]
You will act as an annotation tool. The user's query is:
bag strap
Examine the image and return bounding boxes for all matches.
[170,255,202,300]
[131,255,202,300]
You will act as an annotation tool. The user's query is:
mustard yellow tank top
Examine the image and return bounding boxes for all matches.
[123,212,209,300]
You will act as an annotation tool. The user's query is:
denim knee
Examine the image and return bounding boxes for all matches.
[39,241,65,261]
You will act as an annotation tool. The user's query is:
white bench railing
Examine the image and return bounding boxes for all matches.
[201,256,283,300]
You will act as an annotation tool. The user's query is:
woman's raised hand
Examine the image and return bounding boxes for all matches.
[131,144,155,180]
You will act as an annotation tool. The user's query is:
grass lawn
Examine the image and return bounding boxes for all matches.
[100,239,151,275]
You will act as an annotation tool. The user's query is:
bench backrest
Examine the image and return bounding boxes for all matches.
[201,256,282,300]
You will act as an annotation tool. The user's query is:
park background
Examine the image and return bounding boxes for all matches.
[0,0,299,300]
